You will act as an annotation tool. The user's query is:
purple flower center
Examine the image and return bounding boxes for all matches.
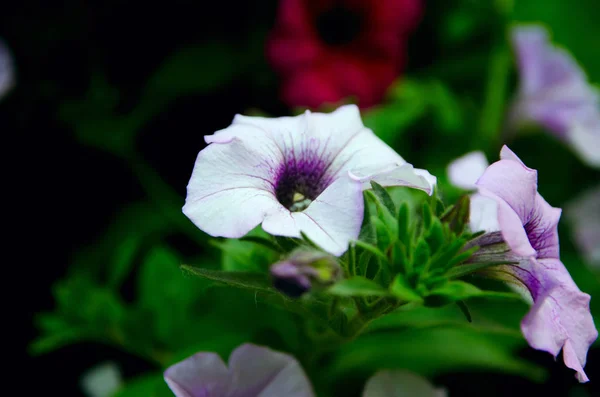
[274,150,332,211]
[315,4,364,47]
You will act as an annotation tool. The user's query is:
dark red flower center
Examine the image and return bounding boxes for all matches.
[315,4,364,47]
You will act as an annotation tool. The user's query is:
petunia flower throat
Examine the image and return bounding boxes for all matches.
[183,105,435,255]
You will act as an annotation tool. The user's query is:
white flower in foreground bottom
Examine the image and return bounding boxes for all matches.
[183,105,435,255]
[80,362,122,397]
[362,370,446,397]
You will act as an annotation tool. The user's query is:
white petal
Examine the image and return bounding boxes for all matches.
[362,370,447,397]
[447,151,489,190]
[81,362,122,397]
[232,105,365,163]
[183,135,283,238]
[469,194,500,233]
[164,352,229,397]
[263,175,364,255]
[349,163,436,196]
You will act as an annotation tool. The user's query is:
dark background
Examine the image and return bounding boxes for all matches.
[6,1,598,395]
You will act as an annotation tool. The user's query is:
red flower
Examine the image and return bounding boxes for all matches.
[266,0,422,109]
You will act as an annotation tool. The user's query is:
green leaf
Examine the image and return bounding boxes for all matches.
[329,326,546,382]
[390,275,423,303]
[181,265,279,294]
[369,181,397,215]
[422,202,433,231]
[441,195,471,235]
[397,202,411,248]
[328,277,389,297]
[425,280,483,306]
[456,300,473,323]
[373,217,394,252]
[239,236,284,253]
[145,43,243,100]
[425,218,445,254]
[352,240,389,262]
[425,281,522,307]
[412,238,431,274]
[213,228,279,272]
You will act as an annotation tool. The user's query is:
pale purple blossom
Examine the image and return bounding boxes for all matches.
[164,343,444,397]
[0,39,14,99]
[183,105,435,255]
[565,185,600,268]
[468,146,597,382]
[509,25,600,168]
[446,151,489,190]
[164,344,314,397]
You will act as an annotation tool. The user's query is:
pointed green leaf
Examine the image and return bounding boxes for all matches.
[422,202,433,231]
[181,265,279,295]
[373,217,394,252]
[425,280,483,307]
[353,240,389,262]
[328,277,390,297]
[441,195,471,235]
[370,181,397,215]
[412,238,431,273]
[425,218,445,253]
[390,274,423,303]
[397,202,411,251]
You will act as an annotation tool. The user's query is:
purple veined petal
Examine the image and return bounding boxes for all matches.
[565,185,600,267]
[226,344,314,397]
[0,39,14,99]
[232,105,365,165]
[477,186,536,257]
[164,352,229,397]
[517,258,597,383]
[447,151,489,190]
[183,136,284,238]
[263,175,364,255]
[362,370,447,397]
[526,194,562,259]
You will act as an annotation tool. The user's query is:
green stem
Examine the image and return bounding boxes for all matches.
[478,45,511,151]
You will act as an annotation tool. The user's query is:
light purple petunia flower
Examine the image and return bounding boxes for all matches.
[183,105,436,255]
[509,25,600,168]
[164,343,445,397]
[467,146,597,382]
[164,344,315,397]
[0,39,15,99]
[565,185,600,269]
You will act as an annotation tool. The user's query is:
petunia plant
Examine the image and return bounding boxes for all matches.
[27,2,600,395]
[179,105,596,394]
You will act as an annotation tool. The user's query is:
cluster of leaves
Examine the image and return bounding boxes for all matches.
[328,183,519,319]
